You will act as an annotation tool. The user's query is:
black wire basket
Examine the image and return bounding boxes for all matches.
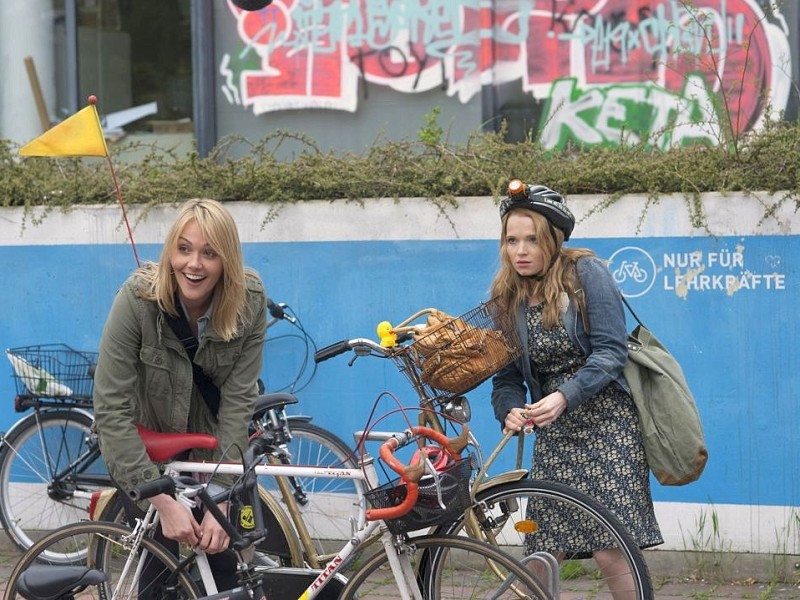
[364,457,473,535]
[391,299,521,399]
[5,344,97,401]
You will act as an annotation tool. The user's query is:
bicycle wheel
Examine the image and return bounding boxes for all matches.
[339,533,548,599]
[5,520,201,599]
[0,409,111,558]
[260,420,365,565]
[435,479,653,600]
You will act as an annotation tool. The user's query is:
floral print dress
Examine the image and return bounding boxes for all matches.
[523,304,663,557]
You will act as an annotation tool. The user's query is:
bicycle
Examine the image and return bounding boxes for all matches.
[313,299,654,599]
[6,423,549,599]
[0,299,362,562]
[93,390,364,570]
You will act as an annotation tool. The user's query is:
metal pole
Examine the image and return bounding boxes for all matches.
[191,0,217,158]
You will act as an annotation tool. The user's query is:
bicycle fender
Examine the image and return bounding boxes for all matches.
[257,486,305,567]
[473,469,528,494]
[0,407,96,452]
[286,415,312,424]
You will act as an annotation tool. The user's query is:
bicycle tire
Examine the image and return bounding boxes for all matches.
[4,520,202,599]
[260,420,365,565]
[338,533,549,599]
[0,409,110,559]
[434,479,653,600]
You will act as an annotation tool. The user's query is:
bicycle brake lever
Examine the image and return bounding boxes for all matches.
[422,456,447,510]
[267,299,297,324]
[278,303,297,324]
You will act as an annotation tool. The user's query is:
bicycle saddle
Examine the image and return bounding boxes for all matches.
[252,392,299,420]
[136,424,219,462]
[16,565,107,600]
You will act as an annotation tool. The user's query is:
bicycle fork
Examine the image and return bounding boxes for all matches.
[113,511,159,600]
[380,531,424,600]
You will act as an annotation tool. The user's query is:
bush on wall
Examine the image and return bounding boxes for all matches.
[1,116,799,230]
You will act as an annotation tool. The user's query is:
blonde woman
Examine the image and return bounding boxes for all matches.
[490,180,662,600]
[93,198,267,593]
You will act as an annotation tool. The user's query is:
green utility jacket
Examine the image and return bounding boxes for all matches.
[93,272,267,494]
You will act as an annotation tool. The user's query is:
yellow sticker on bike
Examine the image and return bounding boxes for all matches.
[239,505,255,529]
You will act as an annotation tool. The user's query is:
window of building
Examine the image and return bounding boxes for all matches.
[53,0,193,152]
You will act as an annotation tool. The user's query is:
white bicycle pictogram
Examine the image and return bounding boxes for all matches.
[613,260,648,284]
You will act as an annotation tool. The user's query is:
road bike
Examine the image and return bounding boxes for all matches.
[6,423,548,599]
[0,299,360,561]
[313,299,654,599]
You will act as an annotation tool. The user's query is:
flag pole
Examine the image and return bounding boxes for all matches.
[88,96,141,267]
[106,155,141,267]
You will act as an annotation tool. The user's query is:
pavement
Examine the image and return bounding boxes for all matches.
[1,541,799,598]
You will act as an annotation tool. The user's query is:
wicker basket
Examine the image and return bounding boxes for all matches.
[364,457,473,535]
[5,344,97,401]
[391,299,520,399]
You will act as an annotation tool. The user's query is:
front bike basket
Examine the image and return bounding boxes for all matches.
[364,457,473,535]
[391,299,521,399]
[6,344,98,401]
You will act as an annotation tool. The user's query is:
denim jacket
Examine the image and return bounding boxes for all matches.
[490,256,630,425]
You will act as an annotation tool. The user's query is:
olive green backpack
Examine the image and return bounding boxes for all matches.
[621,296,708,486]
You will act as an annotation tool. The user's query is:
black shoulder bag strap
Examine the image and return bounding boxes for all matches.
[163,301,221,417]
[619,293,645,328]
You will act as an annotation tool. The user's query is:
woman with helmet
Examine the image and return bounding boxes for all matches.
[489,180,662,599]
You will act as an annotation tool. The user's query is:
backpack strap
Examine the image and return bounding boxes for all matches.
[162,299,221,417]
[619,294,645,328]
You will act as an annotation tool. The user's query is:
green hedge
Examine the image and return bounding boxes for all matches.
[2,117,799,222]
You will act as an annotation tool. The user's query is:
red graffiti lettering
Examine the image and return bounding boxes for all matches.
[225,0,787,139]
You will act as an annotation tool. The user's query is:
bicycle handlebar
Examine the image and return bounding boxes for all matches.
[314,337,388,363]
[130,476,176,501]
[365,424,469,523]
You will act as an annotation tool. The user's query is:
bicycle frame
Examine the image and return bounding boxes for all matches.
[149,438,423,600]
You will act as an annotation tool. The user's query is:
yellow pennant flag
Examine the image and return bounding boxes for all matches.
[19,102,108,157]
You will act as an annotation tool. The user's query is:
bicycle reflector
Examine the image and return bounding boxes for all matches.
[14,395,30,412]
[514,520,540,534]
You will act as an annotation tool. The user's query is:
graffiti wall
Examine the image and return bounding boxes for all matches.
[217,0,795,151]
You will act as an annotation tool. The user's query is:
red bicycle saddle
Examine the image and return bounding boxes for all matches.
[136,424,218,462]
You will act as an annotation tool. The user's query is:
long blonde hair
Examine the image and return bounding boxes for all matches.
[489,209,594,328]
[136,198,256,341]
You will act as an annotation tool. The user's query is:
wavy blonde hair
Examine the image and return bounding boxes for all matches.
[135,198,257,341]
[489,208,594,329]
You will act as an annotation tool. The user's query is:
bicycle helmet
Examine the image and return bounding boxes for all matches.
[412,446,455,473]
[499,179,575,241]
